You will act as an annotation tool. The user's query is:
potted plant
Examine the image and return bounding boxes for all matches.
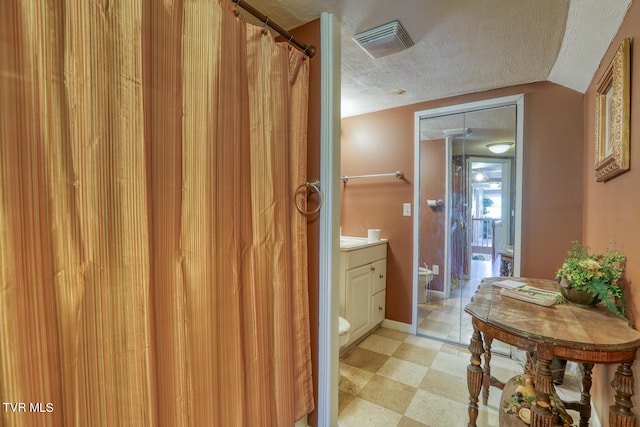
[556,241,628,322]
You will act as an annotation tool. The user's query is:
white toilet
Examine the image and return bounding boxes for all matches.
[338,316,351,348]
[338,316,351,384]
[418,266,434,304]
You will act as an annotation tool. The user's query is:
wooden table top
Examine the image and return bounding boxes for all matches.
[465,277,640,359]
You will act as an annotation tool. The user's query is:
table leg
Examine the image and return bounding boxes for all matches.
[578,363,593,427]
[609,361,636,427]
[468,326,484,427]
[531,357,555,427]
[482,335,493,406]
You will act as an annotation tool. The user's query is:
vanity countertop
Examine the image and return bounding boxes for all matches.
[339,236,388,251]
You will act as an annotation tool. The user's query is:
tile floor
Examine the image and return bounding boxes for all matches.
[417,277,478,343]
[417,257,510,353]
[338,327,583,427]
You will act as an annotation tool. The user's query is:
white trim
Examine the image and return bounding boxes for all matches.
[317,12,341,427]
[512,96,524,276]
[381,319,413,333]
[413,95,523,121]
[411,112,421,335]
[465,156,512,265]
[412,94,525,334]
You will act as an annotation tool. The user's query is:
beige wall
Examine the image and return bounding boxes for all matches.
[341,81,584,325]
[583,0,640,419]
[341,107,415,323]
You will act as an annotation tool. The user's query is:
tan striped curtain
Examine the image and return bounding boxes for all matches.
[0,1,313,426]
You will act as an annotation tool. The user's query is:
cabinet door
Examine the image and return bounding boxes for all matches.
[372,290,386,326]
[345,264,372,342]
[371,259,387,294]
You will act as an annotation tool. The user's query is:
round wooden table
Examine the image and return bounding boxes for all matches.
[465,277,640,427]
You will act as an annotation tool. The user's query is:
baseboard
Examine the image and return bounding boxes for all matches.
[381,319,412,333]
[426,290,445,299]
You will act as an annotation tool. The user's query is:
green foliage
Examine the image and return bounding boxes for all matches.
[556,242,625,289]
[586,281,628,323]
[481,197,493,215]
[556,241,629,323]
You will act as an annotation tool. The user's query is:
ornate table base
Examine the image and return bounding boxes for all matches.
[467,326,637,427]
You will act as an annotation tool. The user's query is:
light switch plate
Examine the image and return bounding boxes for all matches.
[403,203,411,216]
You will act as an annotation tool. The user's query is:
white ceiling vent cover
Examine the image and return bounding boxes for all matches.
[353,20,414,59]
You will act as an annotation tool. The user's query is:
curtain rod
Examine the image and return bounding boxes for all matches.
[235,0,317,58]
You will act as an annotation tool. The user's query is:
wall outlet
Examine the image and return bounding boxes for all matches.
[403,203,411,216]
[432,265,439,275]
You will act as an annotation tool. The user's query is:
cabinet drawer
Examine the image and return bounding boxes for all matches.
[372,290,385,326]
[343,243,387,270]
[371,259,387,294]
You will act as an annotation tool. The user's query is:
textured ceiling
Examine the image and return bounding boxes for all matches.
[243,0,632,117]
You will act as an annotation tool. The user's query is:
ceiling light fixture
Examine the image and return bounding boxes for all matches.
[487,142,513,154]
[474,171,488,182]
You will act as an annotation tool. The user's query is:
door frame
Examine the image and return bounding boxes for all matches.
[317,12,341,427]
[466,156,512,270]
[411,94,524,334]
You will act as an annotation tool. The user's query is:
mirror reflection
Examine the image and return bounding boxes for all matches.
[417,104,517,349]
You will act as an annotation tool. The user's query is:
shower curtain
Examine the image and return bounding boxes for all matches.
[0,1,313,426]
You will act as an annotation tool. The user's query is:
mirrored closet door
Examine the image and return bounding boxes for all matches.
[414,96,523,350]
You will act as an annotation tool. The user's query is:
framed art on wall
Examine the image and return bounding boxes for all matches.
[595,38,631,182]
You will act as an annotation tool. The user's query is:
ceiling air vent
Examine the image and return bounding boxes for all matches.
[353,20,414,59]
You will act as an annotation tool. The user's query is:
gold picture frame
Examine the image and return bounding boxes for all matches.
[595,38,631,182]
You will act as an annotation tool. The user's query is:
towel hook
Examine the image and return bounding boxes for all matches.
[295,180,323,215]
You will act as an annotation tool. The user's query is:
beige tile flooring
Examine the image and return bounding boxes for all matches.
[417,258,510,353]
[338,327,583,427]
[417,279,477,343]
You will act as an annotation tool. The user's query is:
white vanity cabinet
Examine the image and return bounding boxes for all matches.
[339,239,388,345]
